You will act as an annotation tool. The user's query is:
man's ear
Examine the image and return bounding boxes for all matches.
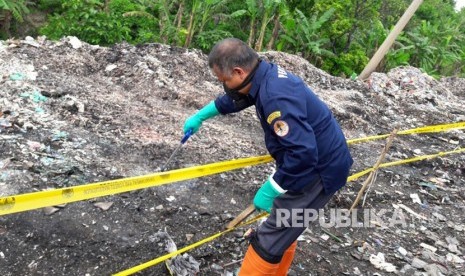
[232,67,247,79]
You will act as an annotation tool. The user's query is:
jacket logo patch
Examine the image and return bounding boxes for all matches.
[267,111,281,124]
[273,120,289,137]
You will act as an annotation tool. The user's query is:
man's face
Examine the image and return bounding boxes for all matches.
[212,65,248,94]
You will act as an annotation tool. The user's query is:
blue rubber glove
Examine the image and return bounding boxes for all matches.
[183,101,220,134]
[253,176,286,213]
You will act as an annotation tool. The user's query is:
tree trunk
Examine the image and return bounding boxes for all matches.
[266,13,280,50]
[344,26,357,53]
[159,0,172,44]
[175,2,184,29]
[104,0,111,13]
[174,2,184,46]
[1,11,12,38]
[198,13,208,36]
[247,17,256,47]
[184,11,195,48]
[255,11,270,52]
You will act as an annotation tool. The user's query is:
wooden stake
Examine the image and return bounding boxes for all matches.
[350,130,397,211]
[226,204,256,229]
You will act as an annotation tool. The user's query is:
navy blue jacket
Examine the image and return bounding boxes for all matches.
[214,61,353,193]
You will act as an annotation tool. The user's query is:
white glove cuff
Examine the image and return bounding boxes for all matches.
[269,173,287,194]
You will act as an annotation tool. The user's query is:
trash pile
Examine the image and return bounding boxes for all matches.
[0,36,464,275]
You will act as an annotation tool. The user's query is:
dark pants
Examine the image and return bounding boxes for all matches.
[251,178,335,263]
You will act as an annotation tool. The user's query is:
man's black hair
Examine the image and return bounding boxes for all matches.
[208,38,259,76]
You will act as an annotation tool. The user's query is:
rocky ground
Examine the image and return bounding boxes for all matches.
[0,36,464,276]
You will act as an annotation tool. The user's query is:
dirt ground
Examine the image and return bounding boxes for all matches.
[0,36,464,276]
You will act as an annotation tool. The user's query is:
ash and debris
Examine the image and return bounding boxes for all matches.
[0,36,464,275]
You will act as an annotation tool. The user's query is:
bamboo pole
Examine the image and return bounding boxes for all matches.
[358,0,423,80]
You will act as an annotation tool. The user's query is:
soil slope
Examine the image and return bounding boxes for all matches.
[1,36,464,275]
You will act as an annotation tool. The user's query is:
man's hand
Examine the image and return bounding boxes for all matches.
[183,101,220,134]
[183,115,203,134]
[253,177,286,213]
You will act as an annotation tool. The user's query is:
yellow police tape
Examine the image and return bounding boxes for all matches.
[113,146,465,275]
[347,121,465,145]
[0,156,272,216]
[0,121,463,216]
[347,147,465,182]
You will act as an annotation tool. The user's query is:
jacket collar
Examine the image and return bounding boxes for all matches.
[248,60,270,100]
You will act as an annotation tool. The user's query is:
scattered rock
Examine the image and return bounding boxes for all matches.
[93,201,114,211]
[398,247,408,256]
[43,206,60,216]
[411,257,428,269]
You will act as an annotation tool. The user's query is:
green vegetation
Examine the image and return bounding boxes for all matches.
[1,0,464,78]
[0,0,32,38]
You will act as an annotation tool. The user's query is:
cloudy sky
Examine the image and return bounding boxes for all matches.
[457,0,465,10]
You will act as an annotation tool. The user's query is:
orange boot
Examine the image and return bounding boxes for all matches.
[275,241,297,276]
[238,245,279,276]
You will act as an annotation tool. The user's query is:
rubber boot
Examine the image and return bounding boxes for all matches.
[275,241,297,276]
[238,245,279,276]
